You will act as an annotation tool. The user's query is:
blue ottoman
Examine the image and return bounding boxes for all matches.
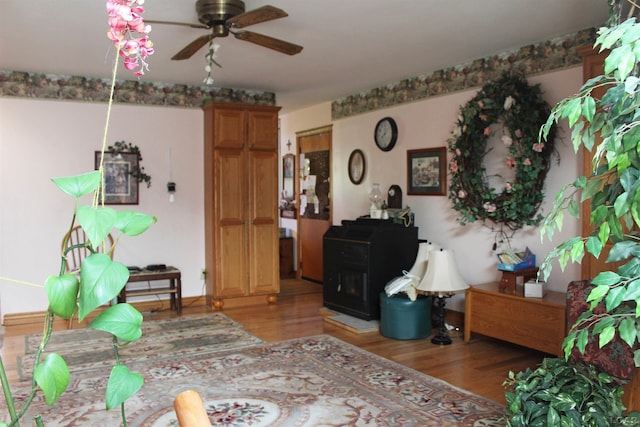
[380,292,432,340]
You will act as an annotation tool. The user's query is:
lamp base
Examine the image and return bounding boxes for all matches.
[431,332,452,345]
[432,295,452,346]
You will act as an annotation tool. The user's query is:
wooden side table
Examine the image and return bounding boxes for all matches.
[118,267,182,315]
[464,282,566,356]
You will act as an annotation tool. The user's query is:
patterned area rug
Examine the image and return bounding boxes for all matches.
[9,332,504,426]
[18,313,262,380]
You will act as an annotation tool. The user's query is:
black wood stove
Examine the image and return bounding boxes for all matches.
[322,218,418,320]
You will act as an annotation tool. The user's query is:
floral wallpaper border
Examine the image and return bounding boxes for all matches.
[331,28,597,120]
[0,28,596,114]
[0,70,276,107]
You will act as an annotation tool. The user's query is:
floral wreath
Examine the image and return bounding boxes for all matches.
[448,73,556,231]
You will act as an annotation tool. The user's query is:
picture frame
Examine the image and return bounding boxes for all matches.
[94,151,139,204]
[407,147,447,195]
[348,149,366,185]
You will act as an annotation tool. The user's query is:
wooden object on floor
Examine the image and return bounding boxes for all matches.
[464,281,566,356]
[118,267,182,315]
[498,267,538,294]
[203,102,281,310]
[174,390,210,427]
[279,237,295,279]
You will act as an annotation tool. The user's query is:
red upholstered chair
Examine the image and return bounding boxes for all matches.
[566,280,639,410]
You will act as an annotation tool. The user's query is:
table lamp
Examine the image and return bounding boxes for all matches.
[416,248,468,345]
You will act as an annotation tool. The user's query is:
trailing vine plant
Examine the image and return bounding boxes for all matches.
[107,140,152,188]
[0,1,155,426]
[447,73,557,243]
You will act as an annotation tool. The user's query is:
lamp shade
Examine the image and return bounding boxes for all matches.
[407,241,442,280]
[416,248,468,297]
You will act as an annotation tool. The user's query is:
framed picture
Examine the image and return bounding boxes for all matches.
[407,147,447,195]
[94,151,139,204]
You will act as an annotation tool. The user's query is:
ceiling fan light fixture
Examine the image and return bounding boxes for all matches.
[196,0,245,27]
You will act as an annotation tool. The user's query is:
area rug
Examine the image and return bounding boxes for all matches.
[9,334,504,426]
[19,313,263,380]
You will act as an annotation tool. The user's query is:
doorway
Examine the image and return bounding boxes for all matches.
[296,125,332,283]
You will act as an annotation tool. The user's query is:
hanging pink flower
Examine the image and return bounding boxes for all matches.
[479,114,488,121]
[458,190,467,199]
[506,157,516,168]
[484,127,491,136]
[524,158,531,166]
[106,0,154,76]
[450,160,459,173]
[478,100,485,108]
[505,182,512,191]
[533,142,544,152]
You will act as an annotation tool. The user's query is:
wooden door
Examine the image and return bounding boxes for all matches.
[297,125,332,282]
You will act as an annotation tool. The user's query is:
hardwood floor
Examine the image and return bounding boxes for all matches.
[1,279,548,405]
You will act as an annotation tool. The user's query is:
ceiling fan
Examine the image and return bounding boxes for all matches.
[148,0,303,60]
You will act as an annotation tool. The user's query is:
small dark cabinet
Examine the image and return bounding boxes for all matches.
[279,237,295,279]
[323,218,418,320]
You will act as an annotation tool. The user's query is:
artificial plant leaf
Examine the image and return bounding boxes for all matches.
[77,205,117,248]
[114,211,157,236]
[105,365,144,410]
[51,171,101,198]
[33,353,70,405]
[599,325,616,348]
[576,329,589,355]
[606,44,634,80]
[618,318,637,348]
[45,274,79,319]
[585,236,603,259]
[564,98,583,127]
[581,96,596,122]
[605,285,626,312]
[78,255,129,320]
[592,272,621,287]
[607,240,638,262]
[623,279,640,301]
[90,303,143,342]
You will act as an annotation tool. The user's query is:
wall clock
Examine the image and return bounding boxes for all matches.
[348,149,366,185]
[374,117,398,152]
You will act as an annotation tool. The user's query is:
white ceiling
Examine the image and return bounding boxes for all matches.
[0,0,610,113]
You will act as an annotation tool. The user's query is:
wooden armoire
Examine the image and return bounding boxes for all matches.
[203,102,281,309]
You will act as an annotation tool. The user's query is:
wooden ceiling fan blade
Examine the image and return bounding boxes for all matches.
[146,19,209,30]
[233,31,303,55]
[227,5,288,28]
[172,34,215,60]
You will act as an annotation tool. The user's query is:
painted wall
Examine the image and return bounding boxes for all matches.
[280,68,583,311]
[0,98,205,317]
[0,66,584,318]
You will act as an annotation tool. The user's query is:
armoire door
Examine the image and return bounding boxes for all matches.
[297,125,332,283]
[248,149,279,294]
[214,148,247,298]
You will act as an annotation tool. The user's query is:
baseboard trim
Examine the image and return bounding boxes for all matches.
[3,296,206,327]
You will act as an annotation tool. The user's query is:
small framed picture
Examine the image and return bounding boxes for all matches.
[95,151,139,204]
[407,147,447,196]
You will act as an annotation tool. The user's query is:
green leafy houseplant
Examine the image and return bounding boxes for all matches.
[505,2,640,425]
[504,357,635,427]
[0,1,156,426]
[538,8,640,364]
